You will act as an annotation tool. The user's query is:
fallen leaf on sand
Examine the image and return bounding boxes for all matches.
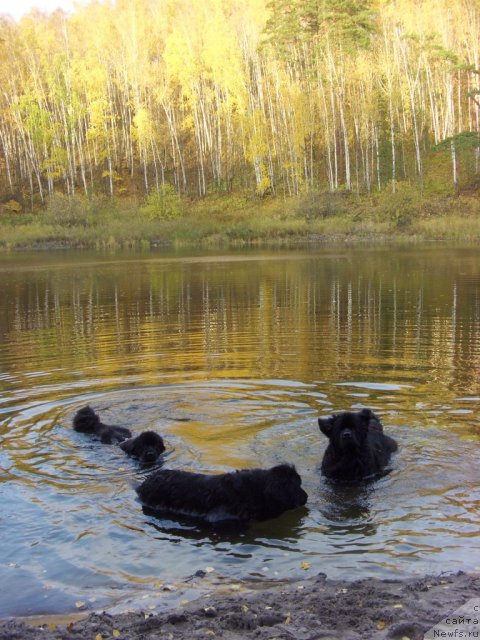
[300,561,311,570]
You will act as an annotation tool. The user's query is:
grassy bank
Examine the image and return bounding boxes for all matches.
[1,186,480,250]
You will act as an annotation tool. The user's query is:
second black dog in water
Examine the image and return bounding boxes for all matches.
[73,406,132,444]
[136,464,308,524]
[120,431,165,465]
[73,406,165,464]
[319,408,398,482]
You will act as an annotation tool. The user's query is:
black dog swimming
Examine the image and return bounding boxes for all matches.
[73,406,132,444]
[120,431,165,465]
[319,408,398,482]
[136,464,308,525]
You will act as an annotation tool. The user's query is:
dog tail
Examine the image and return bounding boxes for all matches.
[73,405,101,433]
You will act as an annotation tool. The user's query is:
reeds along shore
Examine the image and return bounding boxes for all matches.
[1,188,480,251]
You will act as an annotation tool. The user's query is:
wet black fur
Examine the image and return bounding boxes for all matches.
[136,464,308,524]
[119,431,166,465]
[72,405,132,444]
[319,408,398,482]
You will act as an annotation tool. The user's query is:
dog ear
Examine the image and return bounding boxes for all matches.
[154,435,166,454]
[263,465,305,516]
[358,409,378,428]
[359,408,384,431]
[318,416,335,437]
[119,437,134,453]
[359,408,373,421]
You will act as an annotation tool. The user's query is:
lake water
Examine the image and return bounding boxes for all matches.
[0,246,479,617]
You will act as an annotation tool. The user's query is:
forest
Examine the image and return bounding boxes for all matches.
[0,0,479,233]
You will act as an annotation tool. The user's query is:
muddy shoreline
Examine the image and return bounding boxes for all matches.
[1,571,478,640]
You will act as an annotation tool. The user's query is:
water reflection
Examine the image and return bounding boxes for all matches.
[1,248,480,397]
[318,482,381,538]
[143,504,309,543]
[0,247,479,617]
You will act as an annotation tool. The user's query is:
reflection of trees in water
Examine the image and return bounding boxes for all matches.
[1,251,480,393]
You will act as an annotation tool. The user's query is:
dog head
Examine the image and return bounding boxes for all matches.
[73,405,100,433]
[120,431,165,464]
[318,409,377,452]
[262,464,308,515]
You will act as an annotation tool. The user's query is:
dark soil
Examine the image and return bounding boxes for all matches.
[1,571,478,640]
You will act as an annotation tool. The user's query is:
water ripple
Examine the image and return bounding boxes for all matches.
[1,248,480,616]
